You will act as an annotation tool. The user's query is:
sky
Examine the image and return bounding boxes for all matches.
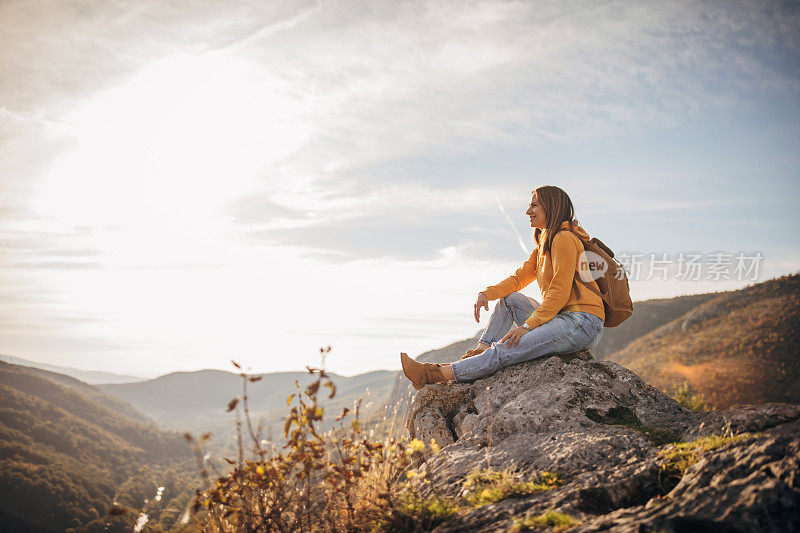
[1,0,799,378]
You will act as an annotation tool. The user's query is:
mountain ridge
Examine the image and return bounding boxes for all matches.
[97,366,400,447]
[0,354,147,384]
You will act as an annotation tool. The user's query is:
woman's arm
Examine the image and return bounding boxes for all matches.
[481,248,539,301]
[523,232,579,330]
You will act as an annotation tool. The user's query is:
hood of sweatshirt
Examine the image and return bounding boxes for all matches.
[565,220,590,242]
[538,220,590,246]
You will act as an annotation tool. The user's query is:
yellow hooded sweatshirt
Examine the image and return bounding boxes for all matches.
[482,220,605,330]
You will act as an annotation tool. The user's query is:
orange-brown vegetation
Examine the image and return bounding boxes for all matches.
[184,347,447,532]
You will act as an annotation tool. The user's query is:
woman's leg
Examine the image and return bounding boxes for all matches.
[451,311,603,383]
[463,293,539,358]
[478,292,540,346]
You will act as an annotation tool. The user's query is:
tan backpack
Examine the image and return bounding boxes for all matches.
[570,236,633,327]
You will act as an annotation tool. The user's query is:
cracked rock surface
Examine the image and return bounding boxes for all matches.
[405,350,800,532]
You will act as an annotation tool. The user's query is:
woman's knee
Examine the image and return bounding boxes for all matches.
[501,292,526,307]
[495,295,515,315]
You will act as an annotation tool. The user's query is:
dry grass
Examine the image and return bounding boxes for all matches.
[183,346,452,532]
[657,425,754,491]
[512,510,578,531]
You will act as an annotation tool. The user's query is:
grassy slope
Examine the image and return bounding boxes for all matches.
[591,292,720,360]
[608,274,800,408]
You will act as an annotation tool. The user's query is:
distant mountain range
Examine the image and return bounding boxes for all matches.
[97,367,400,449]
[7,275,797,439]
[0,354,146,384]
[3,363,153,425]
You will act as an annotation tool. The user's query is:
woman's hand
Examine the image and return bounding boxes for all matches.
[474,292,489,322]
[501,326,529,347]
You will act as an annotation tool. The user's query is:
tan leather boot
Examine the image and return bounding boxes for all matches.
[400,352,448,390]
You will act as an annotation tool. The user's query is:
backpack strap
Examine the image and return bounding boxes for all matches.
[548,227,610,304]
[570,235,610,305]
[573,274,609,304]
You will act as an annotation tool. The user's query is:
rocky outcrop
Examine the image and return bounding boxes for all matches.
[405,350,800,532]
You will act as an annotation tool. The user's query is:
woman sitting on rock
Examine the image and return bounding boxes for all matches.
[401,185,605,389]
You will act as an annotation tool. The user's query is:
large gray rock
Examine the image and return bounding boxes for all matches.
[404,350,800,532]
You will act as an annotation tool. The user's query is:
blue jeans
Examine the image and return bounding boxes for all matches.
[451,291,604,383]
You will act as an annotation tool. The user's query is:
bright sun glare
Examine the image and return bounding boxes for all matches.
[34,53,311,264]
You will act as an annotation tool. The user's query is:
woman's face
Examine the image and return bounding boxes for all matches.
[526,194,547,229]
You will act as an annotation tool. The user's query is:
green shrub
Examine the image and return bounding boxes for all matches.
[462,468,561,507]
[669,382,710,411]
[659,431,751,479]
[372,493,458,532]
[585,407,679,445]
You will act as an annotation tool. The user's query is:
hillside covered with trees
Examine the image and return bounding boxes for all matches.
[0,362,196,532]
